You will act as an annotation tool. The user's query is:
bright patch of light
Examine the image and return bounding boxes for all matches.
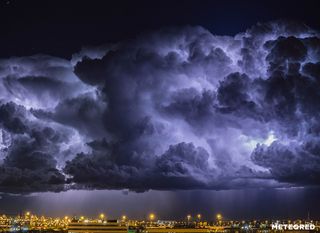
[264,132,276,146]
[243,131,277,150]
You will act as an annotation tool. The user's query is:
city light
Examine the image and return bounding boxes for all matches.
[149,213,155,221]
[0,211,318,232]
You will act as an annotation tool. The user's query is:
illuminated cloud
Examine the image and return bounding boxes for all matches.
[0,20,319,193]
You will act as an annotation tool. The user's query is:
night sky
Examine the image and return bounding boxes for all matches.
[0,0,320,219]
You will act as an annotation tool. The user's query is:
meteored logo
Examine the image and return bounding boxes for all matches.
[271,222,316,231]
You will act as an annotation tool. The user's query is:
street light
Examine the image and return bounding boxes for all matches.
[149,213,155,221]
[122,215,127,221]
[197,214,201,221]
[187,215,191,221]
[216,214,222,221]
[99,213,105,219]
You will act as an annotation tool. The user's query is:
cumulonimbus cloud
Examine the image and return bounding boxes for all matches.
[0,20,319,193]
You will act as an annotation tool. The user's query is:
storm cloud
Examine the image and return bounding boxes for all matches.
[0,20,319,193]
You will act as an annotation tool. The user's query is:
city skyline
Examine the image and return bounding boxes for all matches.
[1,211,318,233]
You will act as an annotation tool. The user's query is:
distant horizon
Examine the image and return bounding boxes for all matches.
[1,215,319,222]
[1,188,320,219]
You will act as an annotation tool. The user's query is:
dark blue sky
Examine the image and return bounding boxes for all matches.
[1,0,320,58]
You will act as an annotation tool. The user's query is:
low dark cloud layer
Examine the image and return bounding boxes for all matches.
[0,21,319,193]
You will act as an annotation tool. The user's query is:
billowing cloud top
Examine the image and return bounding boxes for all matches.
[0,21,320,193]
